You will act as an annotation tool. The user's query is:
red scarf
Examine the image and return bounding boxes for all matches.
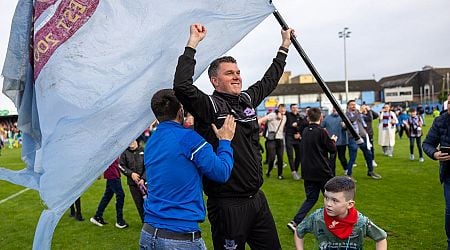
[324,207,358,239]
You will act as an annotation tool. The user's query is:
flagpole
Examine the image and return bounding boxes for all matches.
[273,10,363,144]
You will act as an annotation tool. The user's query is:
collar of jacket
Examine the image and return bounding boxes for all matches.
[213,90,242,106]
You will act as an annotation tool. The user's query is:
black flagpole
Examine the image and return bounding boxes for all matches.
[273,10,363,144]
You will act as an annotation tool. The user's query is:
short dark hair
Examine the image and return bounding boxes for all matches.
[347,100,355,105]
[325,176,356,201]
[290,104,298,108]
[409,108,416,113]
[307,107,322,122]
[151,89,181,122]
[208,56,237,78]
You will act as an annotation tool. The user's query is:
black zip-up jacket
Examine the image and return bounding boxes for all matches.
[299,123,337,181]
[423,111,450,183]
[173,47,287,198]
[119,147,145,186]
[285,111,307,140]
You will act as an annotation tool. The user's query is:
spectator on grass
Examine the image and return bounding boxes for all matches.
[321,107,348,174]
[69,197,83,221]
[346,100,382,180]
[259,104,287,179]
[404,108,424,162]
[90,158,128,229]
[119,139,146,222]
[423,93,450,249]
[360,103,379,167]
[378,104,397,157]
[285,104,307,180]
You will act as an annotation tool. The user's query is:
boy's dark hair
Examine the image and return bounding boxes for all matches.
[347,99,355,105]
[208,56,237,78]
[151,89,181,122]
[325,176,356,201]
[307,107,322,122]
[290,103,297,108]
[278,103,285,109]
[409,108,416,113]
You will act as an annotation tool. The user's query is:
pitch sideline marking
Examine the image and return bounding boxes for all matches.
[0,188,30,205]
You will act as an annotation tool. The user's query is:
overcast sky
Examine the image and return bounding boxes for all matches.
[1,0,450,111]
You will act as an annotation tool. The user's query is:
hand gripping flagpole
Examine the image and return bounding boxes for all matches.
[273,10,363,144]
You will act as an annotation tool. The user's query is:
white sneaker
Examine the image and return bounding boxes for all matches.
[410,154,415,160]
[292,172,301,180]
[419,157,424,162]
[352,163,357,167]
[372,160,378,167]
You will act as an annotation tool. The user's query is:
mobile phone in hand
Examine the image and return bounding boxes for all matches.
[441,146,450,154]
[440,146,450,154]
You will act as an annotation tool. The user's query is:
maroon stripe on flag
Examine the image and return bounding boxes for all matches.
[33,0,99,80]
[35,0,59,20]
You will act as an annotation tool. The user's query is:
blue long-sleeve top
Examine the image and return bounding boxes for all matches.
[143,121,233,232]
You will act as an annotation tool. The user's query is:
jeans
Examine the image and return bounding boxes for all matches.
[409,136,423,157]
[94,178,125,223]
[346,137,374,176]
[444,178,450,249]
[139,229,206,250]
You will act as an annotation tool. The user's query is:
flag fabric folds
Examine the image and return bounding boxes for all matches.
[0,0,275,249]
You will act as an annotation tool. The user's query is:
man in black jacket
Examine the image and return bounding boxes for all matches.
[285,104,307,180]
[173,23,293,250]
[119,139,145,222]
[423,93,450,248]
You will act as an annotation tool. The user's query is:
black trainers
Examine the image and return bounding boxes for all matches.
[287,221,297,233]
[115,220,129,229]
[90,216,107,227]
[368,172,382,180]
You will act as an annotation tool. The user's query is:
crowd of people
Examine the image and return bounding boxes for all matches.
[3,23,450,249]
[0,118,22,154]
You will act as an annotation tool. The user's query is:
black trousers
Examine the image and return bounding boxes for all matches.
[207,190,281,250]
[330,145,348,174]
[128,184,145,222]
[70,197,82,216]
[266,139,284,177]
[293,179,329,224]
[285,137,301,173]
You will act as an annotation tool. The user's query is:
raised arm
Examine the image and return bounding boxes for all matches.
[173,24,213,123]
[245,28,294,106]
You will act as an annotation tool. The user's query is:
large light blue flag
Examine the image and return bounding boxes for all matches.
[1,0,275,249]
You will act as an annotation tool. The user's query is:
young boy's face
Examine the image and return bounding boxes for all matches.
[324,191,354,218]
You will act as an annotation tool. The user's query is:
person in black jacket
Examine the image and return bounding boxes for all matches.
[285,104,307,180]
[423,93,450,248]
[119,139,145,222]
[287,108,337,232]
[173,23,293,250]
